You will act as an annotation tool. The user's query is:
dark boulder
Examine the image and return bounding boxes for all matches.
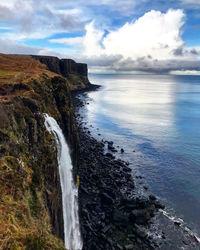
[100,192,114,205]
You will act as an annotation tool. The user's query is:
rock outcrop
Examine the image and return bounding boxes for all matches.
[32,55,90,89]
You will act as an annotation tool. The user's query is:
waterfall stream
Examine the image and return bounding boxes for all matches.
[44,114,82,250]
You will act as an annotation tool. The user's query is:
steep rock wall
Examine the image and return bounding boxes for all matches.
[32,55,90,89]
[0,54,80,249]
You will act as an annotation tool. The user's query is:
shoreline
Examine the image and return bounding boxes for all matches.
[72,84,200,250]
[72,85,164,249]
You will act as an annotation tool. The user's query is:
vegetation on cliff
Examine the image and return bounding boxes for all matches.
[0,54,85,249]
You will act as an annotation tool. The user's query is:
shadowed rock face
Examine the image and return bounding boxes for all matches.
[32,55,62,75]
[32,55,90,88]
[60,59,88,77]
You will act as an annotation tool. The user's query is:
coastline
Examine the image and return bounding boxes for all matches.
[1,53,200,249]
[72,84,200,250]
[72,85,164,249]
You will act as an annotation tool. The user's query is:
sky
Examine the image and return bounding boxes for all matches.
[0,0,200,73]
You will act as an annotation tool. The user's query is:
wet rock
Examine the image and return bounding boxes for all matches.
[102,225,111,233]
[128,234,136,239]
[108,144,117,152]
[105,153,115,159]
[116,243,123,250]
[100,192,114,205]
[129,205,155,225]
[136,198,152,209]
[132,224,147,239]
[113,209,129,226]
[123,166,132,173]
[154,201,165,209]
[108,141,114,146]
[183,240,189,245]
[174,221,181,226]
[149,195,157,201]
[125,244,134,249]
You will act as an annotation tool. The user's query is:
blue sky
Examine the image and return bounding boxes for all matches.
[0,0,200,73]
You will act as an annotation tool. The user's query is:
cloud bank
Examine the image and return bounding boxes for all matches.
[66,9,199,73]
[0,0,85,40]
[1,4,200,73]
[0,0,145,40]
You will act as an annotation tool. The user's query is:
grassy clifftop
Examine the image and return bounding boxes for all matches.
[0,54,82,249]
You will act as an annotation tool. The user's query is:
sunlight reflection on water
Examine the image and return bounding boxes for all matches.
[84,73,200,234]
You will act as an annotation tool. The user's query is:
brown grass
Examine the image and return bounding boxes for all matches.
[0,54,59,103]
[0,54,66,249]
[0,54,57,85]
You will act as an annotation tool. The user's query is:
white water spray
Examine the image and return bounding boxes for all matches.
[161,209,200,243]
[44,114,82,250]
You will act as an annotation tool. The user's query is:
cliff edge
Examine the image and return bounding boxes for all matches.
[0,53,84,249]
[32,55,91,90]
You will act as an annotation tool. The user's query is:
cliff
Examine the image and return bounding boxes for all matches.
[32,55,90,90]
[0,54,82,249]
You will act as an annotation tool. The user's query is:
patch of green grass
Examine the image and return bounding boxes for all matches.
[0,69,19,76]
[28,191,41,217]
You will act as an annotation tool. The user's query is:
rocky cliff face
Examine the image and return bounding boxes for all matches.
[32,55,90,89]
[0,54,82,249]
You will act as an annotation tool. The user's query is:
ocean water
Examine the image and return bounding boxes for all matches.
[82,73,200,236]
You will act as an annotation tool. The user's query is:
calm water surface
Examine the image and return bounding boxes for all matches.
[84,74,200,235]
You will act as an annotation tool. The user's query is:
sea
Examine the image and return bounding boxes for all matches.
[79,73,200,243]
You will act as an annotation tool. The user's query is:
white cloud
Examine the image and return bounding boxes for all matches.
[0,0,85,40]
[170,70,200,75]
[50,37,83,46]
[52,8,81,16]
[0,38,65,58]
[48,0,146,16]
[181,0,200,8]
[76,9,200,72]
[0,38,40,54]
[1,7,200,73]
[0,0,147,41]
[82,22,104,56]
[83,9,185,60]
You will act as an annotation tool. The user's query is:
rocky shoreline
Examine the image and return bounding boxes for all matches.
[72,84,200,250]
[72,86,165,250]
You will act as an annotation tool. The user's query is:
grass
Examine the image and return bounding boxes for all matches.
[0,157,65,250]
[0,70,20,84]
[0,54,57,85]
[0,70,19,76]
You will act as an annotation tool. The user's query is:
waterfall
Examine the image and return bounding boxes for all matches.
[44,114,82,250]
